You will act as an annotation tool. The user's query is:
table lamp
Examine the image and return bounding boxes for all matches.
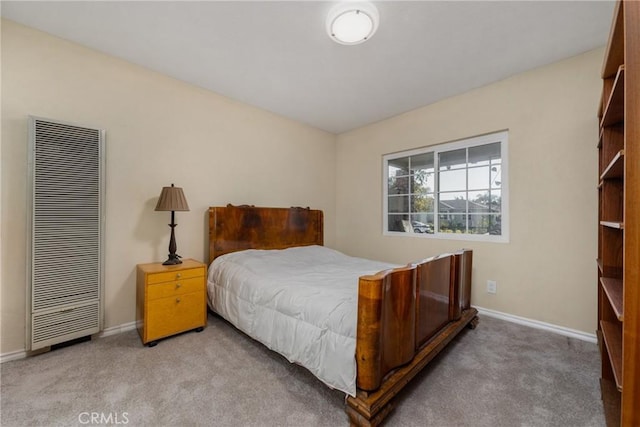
[155,183,190,265]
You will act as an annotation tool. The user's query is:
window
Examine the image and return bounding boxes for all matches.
[383,131,508,242]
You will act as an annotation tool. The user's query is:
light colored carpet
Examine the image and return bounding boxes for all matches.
[1,314,604,426]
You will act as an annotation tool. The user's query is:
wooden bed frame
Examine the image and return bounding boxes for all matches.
[208,205,479,426]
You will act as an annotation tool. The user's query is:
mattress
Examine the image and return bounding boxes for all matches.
[207,245,397,396]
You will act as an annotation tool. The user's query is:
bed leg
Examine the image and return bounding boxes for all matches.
[345,398,395,427]
[467,316,479,330]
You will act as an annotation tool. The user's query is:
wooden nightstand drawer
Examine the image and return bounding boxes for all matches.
[136,259,207,346]
[147,277,203,301]
[146,291,205,341]
[147,267,203,285]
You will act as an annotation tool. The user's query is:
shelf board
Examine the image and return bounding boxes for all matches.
[600,320,623,392]
[598,127,603,148]
[597,259,603,273]
[600,150,625,180]
[601,221,624,230]
[602,0,624,79]
[601,66,625,127]
[600,277,624,320]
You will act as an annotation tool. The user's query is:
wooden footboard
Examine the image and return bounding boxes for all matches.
[348,249,478,426]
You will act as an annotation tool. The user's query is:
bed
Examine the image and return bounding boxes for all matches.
[207,205,479,426]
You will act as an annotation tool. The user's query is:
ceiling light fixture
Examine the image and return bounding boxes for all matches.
[327,2,379,45]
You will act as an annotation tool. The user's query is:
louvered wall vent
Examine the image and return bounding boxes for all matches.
[28,117,105,350]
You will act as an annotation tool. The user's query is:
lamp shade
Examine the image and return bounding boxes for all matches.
[155,184,190,212]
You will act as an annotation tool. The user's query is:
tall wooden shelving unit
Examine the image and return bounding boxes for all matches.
[597,1,639,425]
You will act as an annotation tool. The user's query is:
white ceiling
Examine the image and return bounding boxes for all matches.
[1,1,614,134]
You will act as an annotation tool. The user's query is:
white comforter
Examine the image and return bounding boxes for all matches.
[207,245,397,396]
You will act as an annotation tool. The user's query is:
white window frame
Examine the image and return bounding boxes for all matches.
[382,130,509,243]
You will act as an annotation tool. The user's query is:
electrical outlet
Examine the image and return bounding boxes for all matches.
[487,280,497,294]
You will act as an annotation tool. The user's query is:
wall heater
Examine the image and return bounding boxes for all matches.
[27,117,105,351]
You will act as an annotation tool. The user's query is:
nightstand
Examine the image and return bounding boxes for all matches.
[136,259,207,347]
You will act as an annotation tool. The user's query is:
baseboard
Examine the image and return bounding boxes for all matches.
[0,349,29,363]
[1,321,138,363]
[97,321,137,338]
[474,306,597,344]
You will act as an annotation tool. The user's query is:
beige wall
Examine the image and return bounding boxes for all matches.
[335,48,602,334]
[1,20,336,353]
[1,18,603,354]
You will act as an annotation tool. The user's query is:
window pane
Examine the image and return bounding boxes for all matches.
[411,194,435,213]
[411,214,434,234]
[491,164,502,189]
[468,166,490,191]
[388,176,409,195]
[468,142,500,166]
[410,152,434,174]
[438,213,466,234]
[388,157,409,177]
[388,214,410,232]
[439,168,466,192]
[489,190,502,211]
[439,148,466,171]
[468,214,501,235]
[468,190,501,212]
[439,192,467,213]
[411,171,435,194]
[388,195,409,213]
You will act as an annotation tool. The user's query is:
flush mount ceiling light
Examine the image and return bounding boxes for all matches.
[327,2,379,45]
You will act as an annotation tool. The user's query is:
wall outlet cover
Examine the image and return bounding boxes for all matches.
[487,280,497,294]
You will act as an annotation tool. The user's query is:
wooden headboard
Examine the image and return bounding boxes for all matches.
[208,205,324,265]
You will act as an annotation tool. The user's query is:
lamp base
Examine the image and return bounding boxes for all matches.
[162,254,182,266]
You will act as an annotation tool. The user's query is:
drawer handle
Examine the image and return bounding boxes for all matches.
[176,273,182,279]
[176,298,181,303]
[176,283,182,289]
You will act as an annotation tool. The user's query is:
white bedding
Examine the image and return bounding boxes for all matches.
[207,245,397,396]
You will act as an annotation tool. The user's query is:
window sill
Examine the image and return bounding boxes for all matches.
[383,230,509,243]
